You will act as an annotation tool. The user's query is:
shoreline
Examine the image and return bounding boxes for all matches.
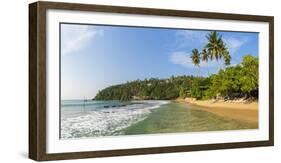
[61,100,169,138]
[176,98,258,124]
[122,101,257,135]
[61,99,258,138]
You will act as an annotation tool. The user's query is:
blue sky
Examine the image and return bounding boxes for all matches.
[61,24,258,99]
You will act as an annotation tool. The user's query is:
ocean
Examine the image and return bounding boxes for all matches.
[60,100,169,139]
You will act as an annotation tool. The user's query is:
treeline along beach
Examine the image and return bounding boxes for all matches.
[94,55,258,102]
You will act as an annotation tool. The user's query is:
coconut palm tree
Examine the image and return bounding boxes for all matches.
[191,48,200,66]
[201,48,208,62]
[223,51,231,65]
[191,48,201,76]
[205,31,220,60]
[188,31,231,77]
[205,31,231,65]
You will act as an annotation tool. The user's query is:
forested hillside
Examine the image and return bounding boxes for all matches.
[94,55,258,101]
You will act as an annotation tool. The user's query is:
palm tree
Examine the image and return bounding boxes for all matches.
[188,31,231,77]
[205,31,231,65]
[191,48,201,76]
[201,48,208,62]
[223,51,231,65]
[191,48,200,66]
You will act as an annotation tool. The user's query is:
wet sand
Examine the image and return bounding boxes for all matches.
[177,98,258,124]
[122,101,257,135]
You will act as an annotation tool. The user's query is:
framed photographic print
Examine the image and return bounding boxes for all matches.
[29,1,274,161]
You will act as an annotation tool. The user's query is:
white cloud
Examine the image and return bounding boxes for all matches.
[175,30,208,48]
[173,30,248,68]
[224,37,247,55]
[176,30,248,56]
[61,24,103,55]
[169,51,218,68]
[169,51,193,68]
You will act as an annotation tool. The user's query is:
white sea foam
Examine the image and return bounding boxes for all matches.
[61,100,169,139]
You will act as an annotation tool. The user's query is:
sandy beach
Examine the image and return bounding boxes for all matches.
[123,101,257,135]
[177,98,258,124]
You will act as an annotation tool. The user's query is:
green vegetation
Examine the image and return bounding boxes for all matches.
[121,102,257,135]
[94,76,196,101]
[94,55,258,101]
[191,31,231,67]
[206,55,258,99]
[94,31,258,101]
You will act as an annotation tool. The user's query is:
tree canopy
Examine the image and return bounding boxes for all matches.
[206,55,258,99]
[191,31,231,67]
[94,75,195,101]
[94,55,258,101]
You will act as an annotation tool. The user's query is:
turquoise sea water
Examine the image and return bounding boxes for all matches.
[61,100,133,118]
[60,100,169,138]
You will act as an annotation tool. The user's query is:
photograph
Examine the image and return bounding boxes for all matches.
[60,23,259,139]
[28,1,274,160]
